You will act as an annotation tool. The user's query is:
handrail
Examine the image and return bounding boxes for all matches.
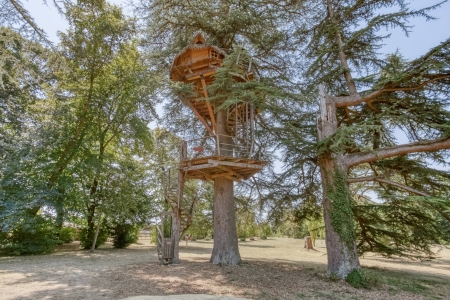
[181,134,261,161]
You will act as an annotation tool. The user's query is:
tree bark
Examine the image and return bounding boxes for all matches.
[318,86,360,278]
[345,138,450,168]
[210,109,241,265]
[86,178,98,249]
[55,199,64,239]
[210,176,241,265]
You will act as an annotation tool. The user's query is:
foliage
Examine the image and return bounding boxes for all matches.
[345,269,368,289]
[111,223,140,249]
[275,211,308,239]
[59,227,76,243]
[185,181,214,239]
[354,196,450,259]
[0,216,58,255]
[78,221,109,249]
[258,223,273,240]
[236,197,258,240]
[305,218,325,244]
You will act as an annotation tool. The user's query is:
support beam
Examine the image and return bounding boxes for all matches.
[187,102,213,135]
[201,77,217,133]
[210,172,230,179]
[182,161,218,172]
[208,159,264,169]
[225,175,241,182]
[217,165,243,180]
[198,170,213,181]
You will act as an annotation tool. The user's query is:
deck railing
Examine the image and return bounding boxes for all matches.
[182,134,261,161]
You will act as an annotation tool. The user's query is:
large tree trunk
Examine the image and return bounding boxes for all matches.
[85,177,99,249]
[210,176,241,265]
[318,86,360,278]
[210,109,241,265]
[55,197,64,239]
[171,141,187,264]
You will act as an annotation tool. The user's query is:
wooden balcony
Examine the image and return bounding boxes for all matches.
[179,135,267,181]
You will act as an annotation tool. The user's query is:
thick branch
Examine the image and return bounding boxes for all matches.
[347,176,429,196]
[348,176,450,222]
[333,75,450,108]
[345,138,450,168]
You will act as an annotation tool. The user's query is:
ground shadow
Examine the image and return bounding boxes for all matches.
[2,239,450,300]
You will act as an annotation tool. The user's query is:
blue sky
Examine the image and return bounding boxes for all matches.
[24,0,450,60]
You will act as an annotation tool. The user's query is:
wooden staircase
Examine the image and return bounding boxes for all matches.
[164,181,192,233]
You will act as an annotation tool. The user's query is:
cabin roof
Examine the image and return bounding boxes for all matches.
[170,33,226,76]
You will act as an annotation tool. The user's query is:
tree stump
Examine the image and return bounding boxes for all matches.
[304,236,314,250]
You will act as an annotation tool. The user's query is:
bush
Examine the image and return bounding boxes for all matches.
[79,222,109,249]
[111,223,139,249]
[259,223,272,238]
[59,227,76,243]
[0,217,59,255]
[345,269,368,289]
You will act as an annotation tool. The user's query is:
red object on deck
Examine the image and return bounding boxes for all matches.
[193,146,204,152]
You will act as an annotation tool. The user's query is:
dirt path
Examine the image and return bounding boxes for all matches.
[0,238,449,300]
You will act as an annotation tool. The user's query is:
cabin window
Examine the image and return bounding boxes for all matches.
[210,50,219,60]
[182,55,190,64]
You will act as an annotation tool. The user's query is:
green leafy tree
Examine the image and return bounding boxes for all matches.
[281,0,450,278]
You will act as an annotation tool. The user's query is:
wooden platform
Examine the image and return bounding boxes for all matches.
[180,156,267,181]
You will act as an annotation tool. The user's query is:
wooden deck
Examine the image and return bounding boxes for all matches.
[180,155,267,181]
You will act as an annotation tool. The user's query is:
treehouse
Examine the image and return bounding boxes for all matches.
[170,33,267,182]
[157,33,267,265]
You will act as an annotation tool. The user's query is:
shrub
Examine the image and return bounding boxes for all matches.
[79,222,109,249]
[0,217,59,255]
[345,269,368,289]
[259,235,267,240]
[59,227,76,243]
[150,226,158,244]
[111,223,140,249]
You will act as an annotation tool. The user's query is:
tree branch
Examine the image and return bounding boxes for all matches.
[347,176,450,222]
[345,138,450,168]
[332,75,450,108]
[347,176,429,196]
